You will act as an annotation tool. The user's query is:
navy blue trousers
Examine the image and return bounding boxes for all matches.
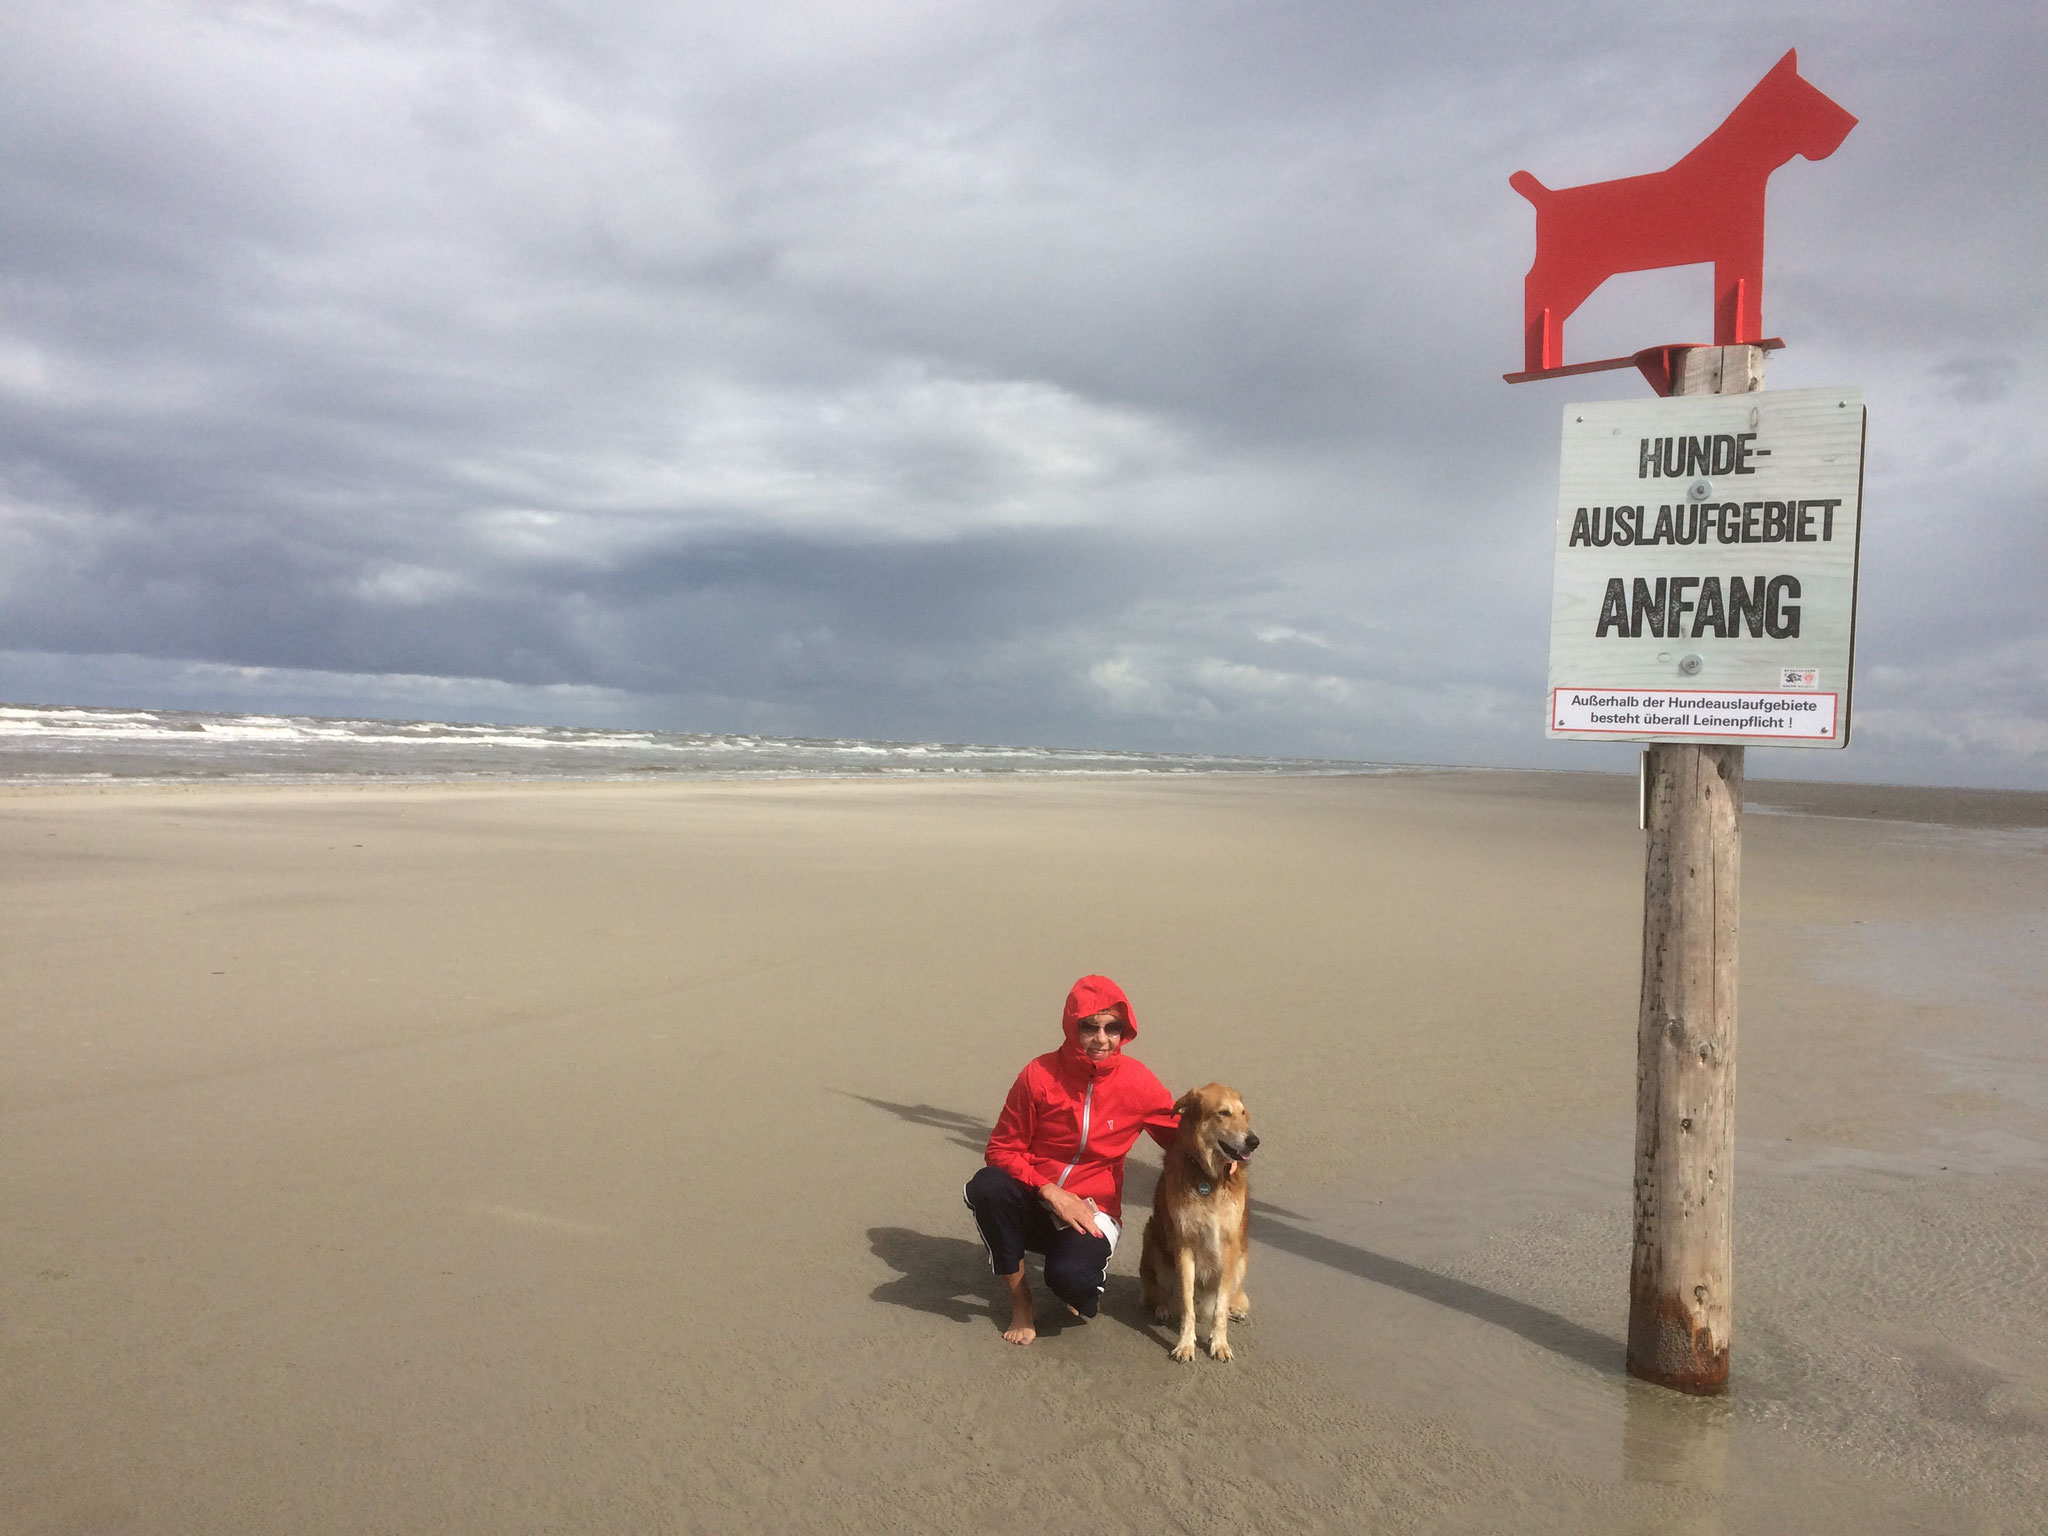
[962,1165,1115,1318]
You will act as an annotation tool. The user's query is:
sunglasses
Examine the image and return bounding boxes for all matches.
[1076,1020,1126,1037]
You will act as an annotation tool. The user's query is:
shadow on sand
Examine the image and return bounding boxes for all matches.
[850,1091,1621,1374]
[865,1226,1152,1343]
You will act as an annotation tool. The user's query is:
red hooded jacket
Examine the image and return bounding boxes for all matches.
[984,976,1179,1223]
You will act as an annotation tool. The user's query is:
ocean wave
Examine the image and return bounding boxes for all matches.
[0,701,1389,784]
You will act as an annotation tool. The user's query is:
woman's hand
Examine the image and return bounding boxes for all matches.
[1039,1183,1102,1235]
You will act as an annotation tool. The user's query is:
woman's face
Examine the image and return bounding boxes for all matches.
[1075,1008,1126,1062]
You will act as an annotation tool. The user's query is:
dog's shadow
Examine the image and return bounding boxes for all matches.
[867,1227,1128,1340]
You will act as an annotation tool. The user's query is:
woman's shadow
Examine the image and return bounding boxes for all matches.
[866,1226,999,1326]
[868,1226,1140,1340]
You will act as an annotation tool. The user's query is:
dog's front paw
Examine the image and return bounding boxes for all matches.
[1207,1337,1234,1362]
[1170,1338,1197,1363]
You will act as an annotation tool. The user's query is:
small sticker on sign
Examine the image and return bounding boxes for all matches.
[1780,668,1819,690]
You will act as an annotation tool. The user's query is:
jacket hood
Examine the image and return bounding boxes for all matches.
[1061,974,1136,1080]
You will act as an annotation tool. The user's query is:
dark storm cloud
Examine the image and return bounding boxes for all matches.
[1,0,2043,781]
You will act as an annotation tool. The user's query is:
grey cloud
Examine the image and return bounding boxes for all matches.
[1,0,2044,784]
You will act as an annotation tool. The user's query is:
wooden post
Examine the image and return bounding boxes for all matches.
[1626,342,1764,1393]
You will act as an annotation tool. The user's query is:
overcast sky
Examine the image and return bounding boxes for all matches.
[3,1,2043,785]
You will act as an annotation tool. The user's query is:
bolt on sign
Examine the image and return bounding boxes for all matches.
[1547,386,1866,746]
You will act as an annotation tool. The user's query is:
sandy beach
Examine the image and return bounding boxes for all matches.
[4,771,2045,1534]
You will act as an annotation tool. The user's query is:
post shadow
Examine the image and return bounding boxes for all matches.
[839,1091,1311,1220]
[1246,1217,1619,1374]
[850,1090,1623,1374]
[840,1093,991,1157]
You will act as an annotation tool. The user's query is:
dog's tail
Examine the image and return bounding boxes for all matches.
[1509,170,1549,205]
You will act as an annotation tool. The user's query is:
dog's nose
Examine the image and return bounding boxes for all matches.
[1244,1132,1260,1152]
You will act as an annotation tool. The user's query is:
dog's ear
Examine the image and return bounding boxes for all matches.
[1172,1090,1199,1118]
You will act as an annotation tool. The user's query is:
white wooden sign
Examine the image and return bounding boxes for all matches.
[1546,386,1865,747]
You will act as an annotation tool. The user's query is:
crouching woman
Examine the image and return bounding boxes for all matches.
[963,975,1178,1344]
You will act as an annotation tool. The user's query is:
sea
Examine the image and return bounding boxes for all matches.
[0,702,1389,785]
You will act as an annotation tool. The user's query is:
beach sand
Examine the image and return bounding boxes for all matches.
[3,772,2044,1533]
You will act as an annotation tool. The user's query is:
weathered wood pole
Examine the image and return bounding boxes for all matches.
[1626,342,1764,1393]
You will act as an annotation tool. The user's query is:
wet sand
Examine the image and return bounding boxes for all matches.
[3,772,2045,1533]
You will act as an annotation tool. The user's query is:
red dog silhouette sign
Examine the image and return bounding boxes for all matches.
[1509,50,1855,380]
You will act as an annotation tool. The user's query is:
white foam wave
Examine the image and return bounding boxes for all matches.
[0,701,1390,783]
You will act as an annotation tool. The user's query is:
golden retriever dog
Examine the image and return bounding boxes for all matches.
[1139,1082,1258,1362]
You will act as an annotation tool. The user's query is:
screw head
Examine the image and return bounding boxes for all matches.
[1678,653,1704,676]
[1687,478,1713,502]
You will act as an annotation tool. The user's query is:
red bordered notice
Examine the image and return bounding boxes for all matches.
[1551,687,1838,741]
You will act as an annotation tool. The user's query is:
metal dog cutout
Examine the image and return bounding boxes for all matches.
[1512,50,1856,374]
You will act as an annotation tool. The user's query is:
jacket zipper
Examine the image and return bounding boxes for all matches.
[1054,1082,1094,1188]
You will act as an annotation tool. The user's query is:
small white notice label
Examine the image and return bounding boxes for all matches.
[1779,667,1819,689]
[1552,688,1839,741]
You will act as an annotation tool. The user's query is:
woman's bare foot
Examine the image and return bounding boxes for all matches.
[1001,1270,1037,1345]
